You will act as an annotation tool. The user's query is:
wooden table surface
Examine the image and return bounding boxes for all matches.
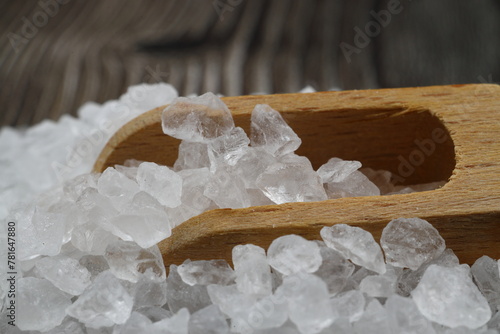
[1,0,499,127]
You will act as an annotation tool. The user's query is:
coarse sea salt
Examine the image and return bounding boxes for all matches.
[1,84,498,333]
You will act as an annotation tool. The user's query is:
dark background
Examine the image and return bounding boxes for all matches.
[1,0,499,127]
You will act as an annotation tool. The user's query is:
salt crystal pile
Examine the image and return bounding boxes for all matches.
[2,84,498,333]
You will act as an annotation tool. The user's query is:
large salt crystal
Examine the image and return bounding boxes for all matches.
[67,270,133,328]
[232,244,273,297]
[359,265,399,298]
[44,317,87,334]
[71,222,117,255]
[166,264,212,313]
[127,273,168,309]
[471,256,500,312]
[256,154,327,204]
[97,167,139,210]
[250,104,301,157]
[16,277,72,332]
[317,158,380,198]
[411,264,491,329]
[381,217,446,270]
[267,234,322,276]
[231,147,276,189]
[173,141,211,171]
[352,299,391,333]
[35,255,91,295]
[204,167,251,209]
[330,290,365,323]
[189,305,229,334]
[207,127,250,167]
[385,295,436,334]
[110,191,172,248]
[313,242,355,295]
[136,162,183,208]
[177,259,235,286]
[276,273,335,333]
[320,224,386,274]
[104,240,165,283]
[120,82,178,112]
[162,92,234,142]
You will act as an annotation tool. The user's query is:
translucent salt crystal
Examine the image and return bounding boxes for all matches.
[360,167,395,195]
[16,277,72,332]
[397,248,459,297]
[110,191,172,248]
[330,290,365,322]
[178,259,235,286]
[71,222,117,255]
[207,284,288,332]
[256,154,327,204]
[411,264,491,329]
[359,265,399,298]
[136,306,171,322]
[232,244,273,297]
[97,167,139,210]
[318,158,380,198]
[167,264,212,313]
[13,203,66,260]
[276,274,334,333]
[208,127,250,167]
[189,305,229,334]
[173,141,211,171]
[120,82,178,111]
[471,256,500,311]
[67,271,133,328]
[136,162,183,208]
[252,324,301,334]
[321,224,386,274]
[231,147,276,189]
[246,188,276,206]
[79,255,110,279]
[381,217,446,270]
[385,295,436,334]
[151,308,190,333]
[162,92,234,142]
[113,312,152,334]
[104,240,165,283]
[352,299,390,333]
[35,255,91,295]
[128,273,168,308]
[314,242,355,295]
[44,317,87,334]
[250,104,301,157]
[204,167,251,209]
[267,234,322,276]
[63,173,99,202]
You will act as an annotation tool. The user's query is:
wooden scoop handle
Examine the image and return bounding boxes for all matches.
[93,84,500,267]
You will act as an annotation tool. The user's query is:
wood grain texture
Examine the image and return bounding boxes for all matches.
[93,84,500,267]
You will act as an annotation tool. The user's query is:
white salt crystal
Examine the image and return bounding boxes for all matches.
[110,191,172,248]
[204,167,251,209]
[178,259,235,286]
[16,277,72,332]
[128,274,168,308]
[471,256,500,312]
[79,255,110,279]
[71,222,117,255]
[267,234,322,276]
[173,141,211,171]
[44,317,87,334]
[381,217,446,270]
[97,167,139,210]
[360,167,396,195]
[313,242,355,295]
[411,264,491,329]
[189,305,229,334]
[330,290,365,322]
[166,264,212,313]
[359,265,399,298]
[151,308,190,334]
[256,154,327,204]
[321,224,386,274]
[113,311,152,334]
[162,92,234,142]
[67,271,133,328]
[121,82,178,111]
[352,299,390,333]
[276,274,335,333]
[232,244,273,297]
[250,104,301,157]
[318,158,380,198]
[35,255,91,295]
[207,127,250,167]
[104,240,165,283]
[385,295,436,334]
[136,162,183,208]
[231,147,276,189]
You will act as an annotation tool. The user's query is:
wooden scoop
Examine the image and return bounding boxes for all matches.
[93,84,500,267]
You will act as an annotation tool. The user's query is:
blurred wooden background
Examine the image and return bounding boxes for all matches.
[1,0,499,127]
